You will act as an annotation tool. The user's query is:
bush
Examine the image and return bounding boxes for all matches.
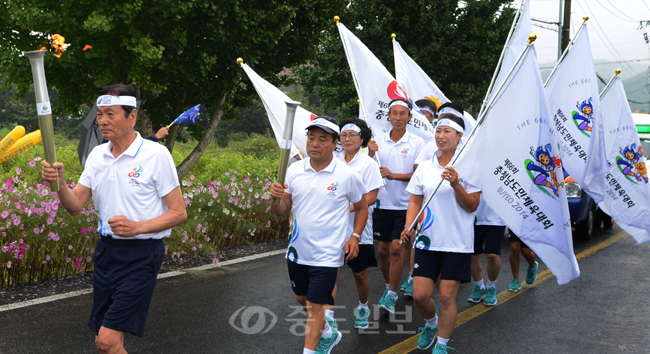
[0,128,289,287]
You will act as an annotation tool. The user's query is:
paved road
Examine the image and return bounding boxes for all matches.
[0,225,648,353]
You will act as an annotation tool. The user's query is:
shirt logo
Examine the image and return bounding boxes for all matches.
[401,147,410,158]
[128,166,142,178]
[327,182,339,198]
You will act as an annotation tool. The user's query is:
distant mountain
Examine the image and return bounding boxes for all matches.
[539,59,649,113]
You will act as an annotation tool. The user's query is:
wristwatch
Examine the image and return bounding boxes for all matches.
[352,233,361,241]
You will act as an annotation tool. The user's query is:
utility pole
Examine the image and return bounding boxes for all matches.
[561,0,572,53]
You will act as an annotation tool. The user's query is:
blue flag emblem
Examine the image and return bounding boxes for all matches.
[172,104,201,124]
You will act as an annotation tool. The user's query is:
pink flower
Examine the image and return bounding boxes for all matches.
[231,176,236,182]
[187,182,192,187]
[86,256,92,262]
[6,261,11,269]
[74,257,81,269]
[46,254,50,261]
[225,172,230,176]
[15,167,21,175]
[66,258,71,263]
[29,160,36,167]
[190,175,195,180]
[5,178,12,186]
[80,227,88,235]
[68,245,73,250]
[192,246,197,251]
[212,258,219,265]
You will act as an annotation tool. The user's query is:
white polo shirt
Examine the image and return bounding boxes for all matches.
[415,141,437,166]
[375,130,424,210]
[78,132,180,240]
[475,196,506,226]
[406,151,480,253]
[337,149,384,245]
[285,156,367,267]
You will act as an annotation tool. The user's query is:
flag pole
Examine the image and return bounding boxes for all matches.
[544,17,589,88]
[598,68,622,98]
[478,0,525,118]
[406,34,538,233]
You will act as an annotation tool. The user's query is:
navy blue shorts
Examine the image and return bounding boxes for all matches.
[346,244,378,273]
[287,260,338,305]
[473,225,506,255]
[508,229,530,249]
[412,249,471,283]
[373,209,407,242]
[89,236,165,337]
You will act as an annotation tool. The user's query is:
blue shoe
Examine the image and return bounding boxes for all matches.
[315,327,342,354]
[326,315,338,330]
[354,307,369,329]
[526,261,539,284]
[416,323,438,350]
[433,342,456,354]
[378,292,396,314]
[507,279,521,292]
[467,285,485,303]
[404,279,413,298]
[484,286,497,306]
[400,278,409,292]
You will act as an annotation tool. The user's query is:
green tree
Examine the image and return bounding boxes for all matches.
[296,0,516,117]
[0,0,346,178]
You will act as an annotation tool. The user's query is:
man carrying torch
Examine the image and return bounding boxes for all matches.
[270,116,368,354]
[41,84,187,354]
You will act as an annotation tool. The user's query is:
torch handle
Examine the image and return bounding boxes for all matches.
[275,148,292,206]
[38,114,59,192]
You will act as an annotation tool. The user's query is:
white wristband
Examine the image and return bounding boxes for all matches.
[352,233,361,241]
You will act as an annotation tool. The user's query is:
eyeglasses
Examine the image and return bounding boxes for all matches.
[340,133,360,139]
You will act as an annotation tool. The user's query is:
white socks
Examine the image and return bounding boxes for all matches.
[408,275,413,282]
[385,283,390,290]
[437,337,449,346]
[303,349,316,354]
[387,290,397,299]
[359,301,369,309]
[486,279,497,288]
[322,320,332,338]
[425,316,438,329]
[475,279,485,289]
[325,310,334,319]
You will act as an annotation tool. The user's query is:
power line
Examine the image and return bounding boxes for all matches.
[598,0,637,22]
[577,0,645,81]
[645,0,650,12]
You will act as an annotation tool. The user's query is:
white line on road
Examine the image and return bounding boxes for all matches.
[0,249,286,313]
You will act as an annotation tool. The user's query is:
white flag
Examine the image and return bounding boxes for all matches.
[598,77,650,244]
[489,0,532,102]
[241,63,317,155]
[545,24,608,203]
[393,39,475,145]
[455,45,579,284]
[337,23,435,143]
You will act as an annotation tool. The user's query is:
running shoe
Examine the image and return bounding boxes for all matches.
[416,323,438,350]
[526,261,539,284]
[400,278,410,292]
[404,279,414,298]
[354,307,369,329]
[315,327,342,354]
[507,279,521,292]
[378,292,396,314]
[484,286,497,306]
[467,285,485,303]
[433,342,456,354]
[326,315,338,330]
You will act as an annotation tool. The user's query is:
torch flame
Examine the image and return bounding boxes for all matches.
[50,34,70,58]
[83,45,92,51]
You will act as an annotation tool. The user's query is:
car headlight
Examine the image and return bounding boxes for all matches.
[565,182,582,198]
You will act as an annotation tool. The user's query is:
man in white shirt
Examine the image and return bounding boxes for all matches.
[270,116,368,354]
[367,99,424,313]
[41,84,187,354]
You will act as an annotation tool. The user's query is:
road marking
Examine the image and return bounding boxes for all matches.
[0,249,286,313]
[378,230,628,354]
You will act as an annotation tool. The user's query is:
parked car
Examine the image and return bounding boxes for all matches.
[564,175,612,240]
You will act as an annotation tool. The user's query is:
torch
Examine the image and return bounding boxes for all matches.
[276,100,301,206]
[25,50,59,191]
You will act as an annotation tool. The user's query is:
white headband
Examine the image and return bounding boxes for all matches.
[438,107,463,119]
[96,95,137,107]
[308,118,341,134]
[437,118,464,133]
[388,100,411,112]
[419,106,435,115]
[341,123,361,133]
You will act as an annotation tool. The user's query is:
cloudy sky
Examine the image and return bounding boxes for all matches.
[524,0,650,75]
